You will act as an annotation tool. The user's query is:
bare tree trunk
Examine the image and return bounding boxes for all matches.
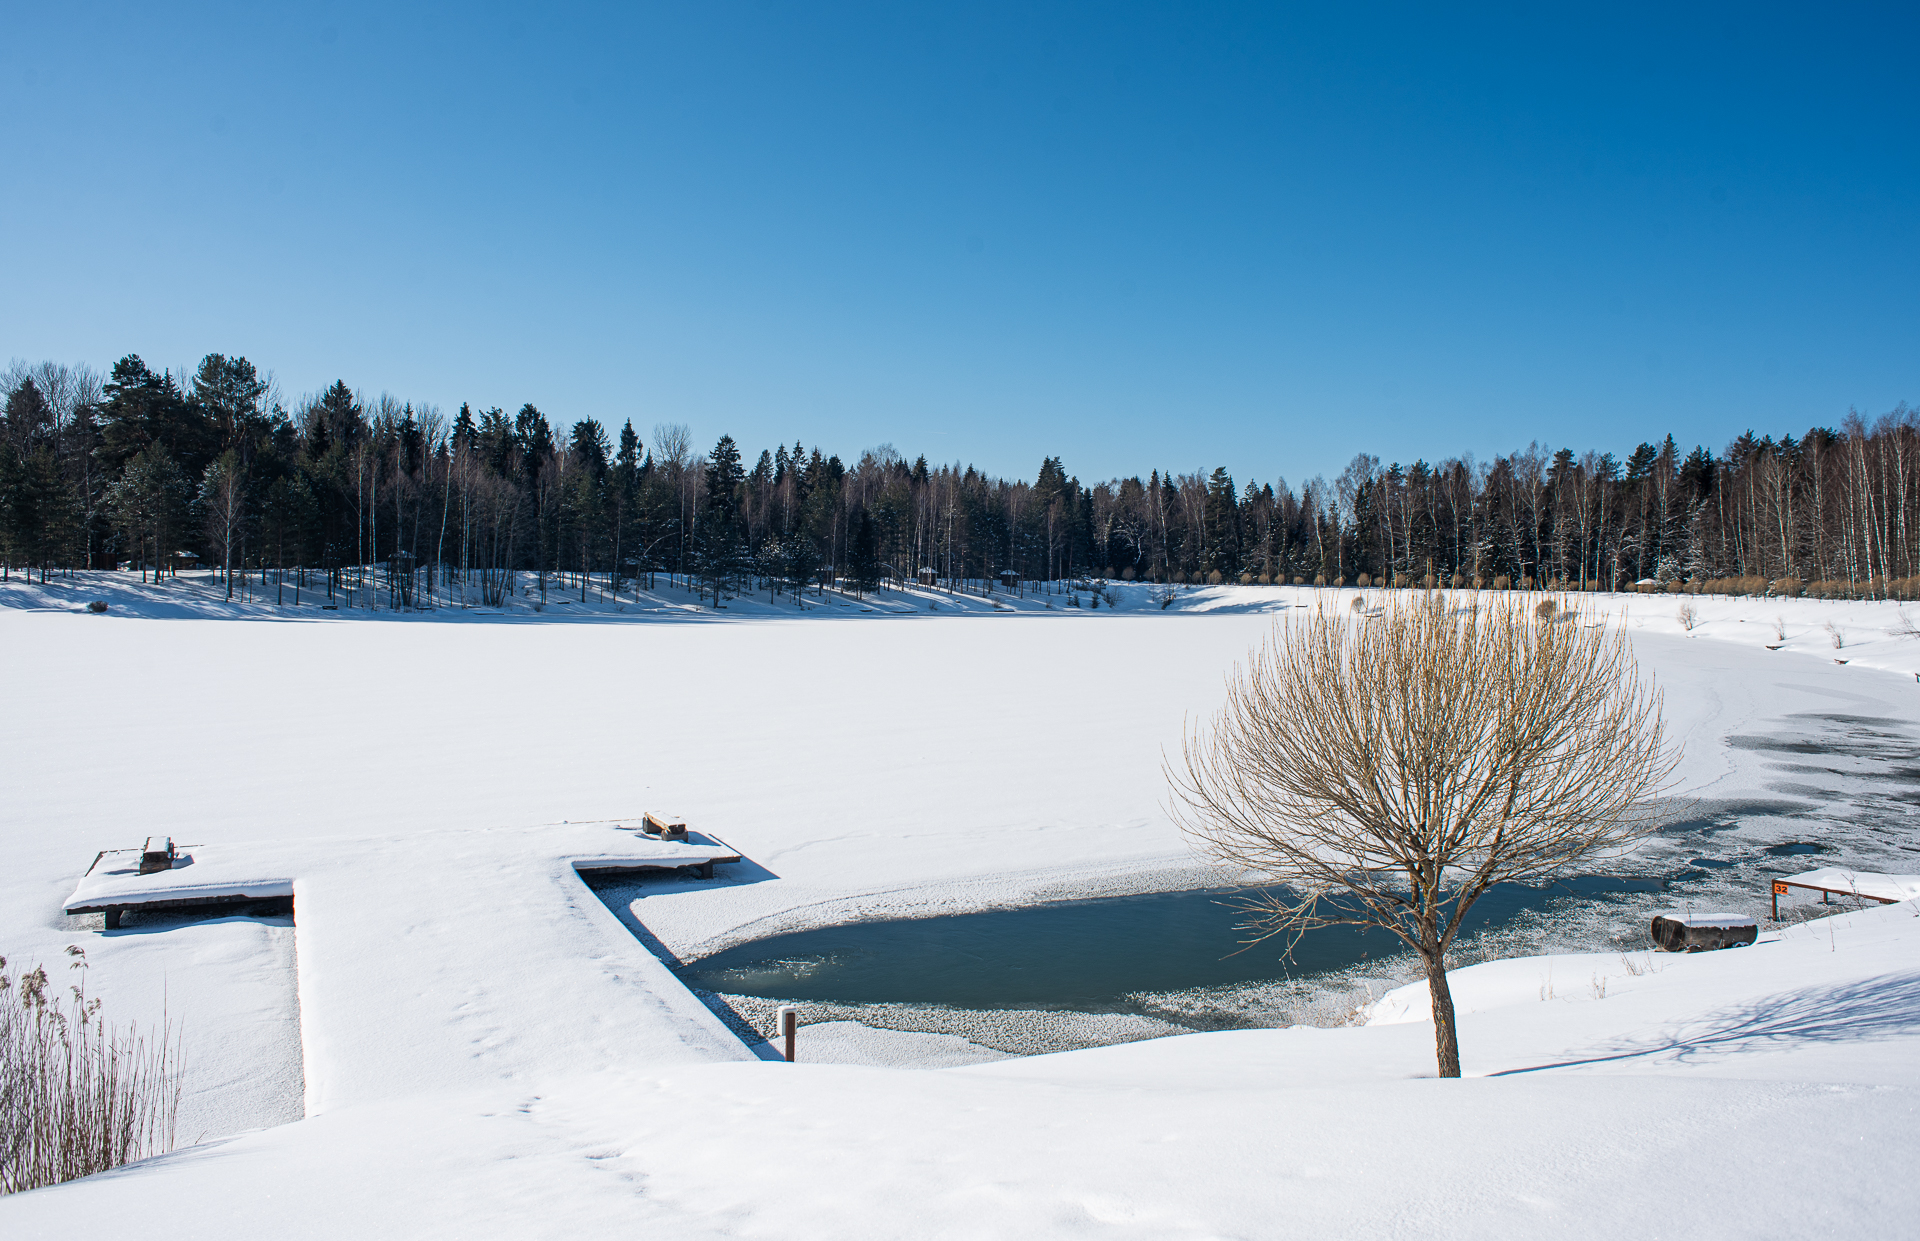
[1422,949,1461,1078]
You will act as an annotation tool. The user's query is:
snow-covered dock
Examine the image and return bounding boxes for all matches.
[572,830,742,881]
[64,826,743,927]
[65,845,295,928]
[1772,866,1920,916]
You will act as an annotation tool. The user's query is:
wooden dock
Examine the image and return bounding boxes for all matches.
[1771,866,1920,919]
[65,847,295,928]
[66,821,746,930]
[573,831,742,881]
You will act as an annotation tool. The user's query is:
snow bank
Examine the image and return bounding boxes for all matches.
[7,901,1917,1238]
[1367,899,1920,1082]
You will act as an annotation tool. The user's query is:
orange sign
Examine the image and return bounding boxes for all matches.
[1772,881,1789,894]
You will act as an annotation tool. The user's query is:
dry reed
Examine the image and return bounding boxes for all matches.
[0,947,181,1195]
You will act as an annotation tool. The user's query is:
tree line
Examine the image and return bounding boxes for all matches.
[3,352,1917,605]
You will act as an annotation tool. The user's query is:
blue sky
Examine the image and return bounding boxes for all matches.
[2,3,1914,485]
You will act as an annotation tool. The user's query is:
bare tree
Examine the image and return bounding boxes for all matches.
[1168,591,1676,1078]
[200,450,246,599]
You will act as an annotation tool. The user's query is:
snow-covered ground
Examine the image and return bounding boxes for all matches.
[2,572,1918,1235]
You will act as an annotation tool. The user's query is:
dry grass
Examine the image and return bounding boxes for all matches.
[0,948,181,1195]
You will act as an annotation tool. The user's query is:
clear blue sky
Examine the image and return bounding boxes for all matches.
[3,3,1914,485]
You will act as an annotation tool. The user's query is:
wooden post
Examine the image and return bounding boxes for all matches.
[778,1005,797,1063]
[1772,881,1786,920]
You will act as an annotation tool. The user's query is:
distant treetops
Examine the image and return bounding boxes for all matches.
[2,353,1914,599]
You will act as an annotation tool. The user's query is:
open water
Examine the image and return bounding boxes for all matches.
[602,711,1920,1049]
[674,877,1662,1013]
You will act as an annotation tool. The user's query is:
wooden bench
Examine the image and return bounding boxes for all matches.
[139,836,175,874]
[642,811,688,840]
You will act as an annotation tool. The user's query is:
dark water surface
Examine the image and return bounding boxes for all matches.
[643,710,1920,1040]
[675,876,1662,1012]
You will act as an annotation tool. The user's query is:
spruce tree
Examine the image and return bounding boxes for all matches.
[3,378,55,456]
[695,434,747,604]
[848,509,881,592]
[611,420,641,595]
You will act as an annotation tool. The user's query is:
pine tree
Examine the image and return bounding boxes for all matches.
[610,420,641,595]
[191,354,272,459]
[0,441,72,578]
[108,444,192,582]
[3,378,55,456]
[98,356,217,480]
[848,508,881,592]
[695,434,747,604]
[261,474,319,603]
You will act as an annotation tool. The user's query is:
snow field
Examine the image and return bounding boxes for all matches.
[9,902,1919,1237]
[3,577,1920,1234]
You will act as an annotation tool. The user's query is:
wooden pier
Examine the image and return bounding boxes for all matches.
[1771,866,1920,919]
[65,846,296,928]
[67,820,745,930]
[573,830,741,881]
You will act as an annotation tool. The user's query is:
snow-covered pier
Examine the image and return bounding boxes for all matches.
[64,825,743,926]
[65,845,295,929]
[1772,866,1920,918]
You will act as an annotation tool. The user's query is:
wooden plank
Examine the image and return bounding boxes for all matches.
[574,854,739,880]
[72,892,294,918]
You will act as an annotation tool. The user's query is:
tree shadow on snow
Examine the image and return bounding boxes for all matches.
[1490,969,1920,1076]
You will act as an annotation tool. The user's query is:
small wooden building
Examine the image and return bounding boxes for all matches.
[917,566,937,586]
[998,569,1019,589]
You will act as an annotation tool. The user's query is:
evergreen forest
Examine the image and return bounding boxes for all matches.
[4,353,1918,605]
